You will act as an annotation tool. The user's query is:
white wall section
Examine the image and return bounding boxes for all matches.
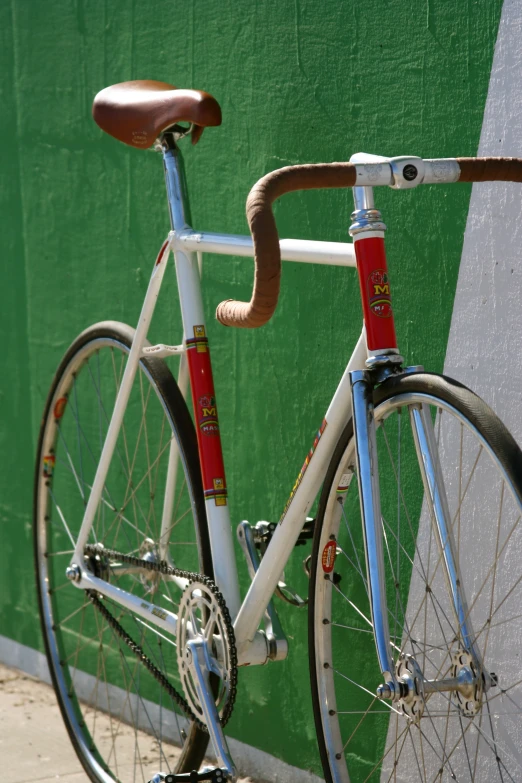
[444,0,522,435]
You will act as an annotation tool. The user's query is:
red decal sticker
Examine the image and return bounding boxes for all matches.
[367,269,392,318]
[322,540,337,573]
[186,334,228,503]
[354,236,397,351]
[53,397,67,420]
[198,395,219,437]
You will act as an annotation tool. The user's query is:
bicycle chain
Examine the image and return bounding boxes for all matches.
[84,544,238,730]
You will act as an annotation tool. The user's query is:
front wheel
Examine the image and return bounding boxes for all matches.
[34,321,212,782]
[309,372,522,783]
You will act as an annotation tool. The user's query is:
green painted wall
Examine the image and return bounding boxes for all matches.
[1,0,503,775]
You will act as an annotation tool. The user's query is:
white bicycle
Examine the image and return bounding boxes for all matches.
[34,80,522,783]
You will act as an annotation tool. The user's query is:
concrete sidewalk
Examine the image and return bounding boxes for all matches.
[0,662,254,783]
[0,662,93,782]
[0,638,323,783]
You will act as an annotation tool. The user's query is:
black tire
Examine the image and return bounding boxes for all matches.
[309,372,522,783]
[34,321,211,782]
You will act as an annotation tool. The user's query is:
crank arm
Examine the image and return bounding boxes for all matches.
[149,768,229,783]
[186,639,236,781]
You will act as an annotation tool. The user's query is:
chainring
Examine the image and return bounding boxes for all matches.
[176,579,238,727]
[84,544,237,730]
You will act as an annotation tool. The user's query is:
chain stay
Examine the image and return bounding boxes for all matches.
[84,544,238,730]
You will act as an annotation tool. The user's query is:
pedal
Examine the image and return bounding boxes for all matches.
[252,517,315,548]
[148,768,229,783]
[242,520,313,607]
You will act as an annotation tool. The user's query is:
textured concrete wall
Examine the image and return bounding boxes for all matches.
[0,0,505,775]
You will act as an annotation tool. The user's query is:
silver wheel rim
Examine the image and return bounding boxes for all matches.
[315,391,522,783]
[35,336,204,782]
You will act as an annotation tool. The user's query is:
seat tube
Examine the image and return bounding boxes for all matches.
[348,186,399,691]
[161,140,241,618]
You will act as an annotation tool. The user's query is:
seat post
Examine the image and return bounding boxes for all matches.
[161,135,193,232]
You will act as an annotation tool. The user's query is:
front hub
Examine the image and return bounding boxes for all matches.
[377,649,495,722]
[450,650,483,717]
[396,654,425,724]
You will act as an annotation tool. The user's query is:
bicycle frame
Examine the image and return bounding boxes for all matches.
[69,142,472,678]
[68,140,367,666]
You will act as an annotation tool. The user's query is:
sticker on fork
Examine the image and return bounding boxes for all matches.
[322,540,337,573]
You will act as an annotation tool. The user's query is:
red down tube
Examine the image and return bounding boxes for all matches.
[185,326,228,507]
[353,236,398,352]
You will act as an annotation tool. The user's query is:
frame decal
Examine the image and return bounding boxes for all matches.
[204,477,228,506]
[141,601,168,621]
[279,418,327,523]
[186,324,208,353]
[198,395,220,437]
[367,269,392,318]
[354,236,397,351]
[186,324,229,510]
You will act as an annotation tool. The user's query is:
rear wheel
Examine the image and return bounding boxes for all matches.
[309,372,522,782]
[34,321,211,782]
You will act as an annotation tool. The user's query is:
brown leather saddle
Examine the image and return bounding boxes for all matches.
[93,80,222,148]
